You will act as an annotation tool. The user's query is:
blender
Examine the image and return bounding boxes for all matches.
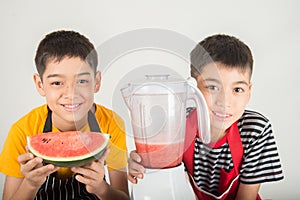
[121,74,210,200]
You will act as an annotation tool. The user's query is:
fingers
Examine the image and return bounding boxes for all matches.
[129,151,145,173]
[22,164,59,188]
[72,163,101,180]
[70,149,112,195]
[74,173,92,185]
[19,155,43,175]
[128,173,139,184]
[128,160,145,174]
[128,150,145,184]
[33,164,59,177]
[128,170,144,184]
[18,152,59,188]
[130,150,141,162]
[71,149,109,183]
[18,153,34,165]
[71,160,106,191]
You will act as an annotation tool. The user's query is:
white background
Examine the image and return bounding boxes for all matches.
[0,0,299,199]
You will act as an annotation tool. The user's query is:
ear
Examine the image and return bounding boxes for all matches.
[94,71,101,93]
[33,73,46,96]
[247,82,253,103]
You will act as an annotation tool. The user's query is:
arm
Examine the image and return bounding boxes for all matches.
[235,115,283,200]
[3,153,59,200]
[3,176,39,200]
[109,169,129,195]
[235,183,260,200]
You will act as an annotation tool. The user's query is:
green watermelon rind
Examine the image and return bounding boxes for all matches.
[27,133,110,168]
[42,148,107,167]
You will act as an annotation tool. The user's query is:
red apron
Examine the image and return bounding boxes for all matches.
[183,109,261,200]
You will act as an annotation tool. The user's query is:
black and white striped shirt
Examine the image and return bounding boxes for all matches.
[193,109,284,195]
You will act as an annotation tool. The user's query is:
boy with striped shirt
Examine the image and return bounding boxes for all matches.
[128,34,284,200]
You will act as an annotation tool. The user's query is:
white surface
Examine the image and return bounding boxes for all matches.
[131,164,196,200]
[0,0,299,199]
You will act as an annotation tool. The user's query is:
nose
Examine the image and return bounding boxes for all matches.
[215,89,231,109]
[63,83,76,99]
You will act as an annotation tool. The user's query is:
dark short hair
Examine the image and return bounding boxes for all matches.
[34,30,98,78]
[190,34,253,79]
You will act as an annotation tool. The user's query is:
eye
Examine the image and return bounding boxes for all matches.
[51,81,63,86]
[234,87,244,93]
[206,85,219,91]
[77,79,89,84]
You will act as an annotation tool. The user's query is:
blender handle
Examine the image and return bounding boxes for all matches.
[187,77,211,144]
[120,85,133,110]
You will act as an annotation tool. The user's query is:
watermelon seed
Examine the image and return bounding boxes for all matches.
[42,138,51,143]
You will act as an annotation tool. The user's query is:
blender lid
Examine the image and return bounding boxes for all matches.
[125,74,188,94]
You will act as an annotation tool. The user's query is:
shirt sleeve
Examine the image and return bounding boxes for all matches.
[239,120,284,184]
[96,105,128,170]
[0,105,47,178]
[0,123,27,178]
[106,113,128,170]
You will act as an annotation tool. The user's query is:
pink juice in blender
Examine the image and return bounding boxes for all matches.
[121,74,211,170]
[135,139,184,169]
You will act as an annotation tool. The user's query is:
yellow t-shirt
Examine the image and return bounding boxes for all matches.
[0,104,128,178]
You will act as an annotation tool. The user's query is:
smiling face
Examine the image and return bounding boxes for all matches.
[34,56,101,131]
[196,62,252,137]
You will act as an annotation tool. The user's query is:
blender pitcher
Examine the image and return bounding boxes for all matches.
[121,74,210,169]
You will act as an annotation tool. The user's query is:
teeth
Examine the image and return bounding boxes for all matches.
[214,112,230,117]
[64,104,79,109]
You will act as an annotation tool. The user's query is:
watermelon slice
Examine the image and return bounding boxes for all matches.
[27,131,110,167]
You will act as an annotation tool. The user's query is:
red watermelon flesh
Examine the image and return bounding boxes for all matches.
[27,131,110,167]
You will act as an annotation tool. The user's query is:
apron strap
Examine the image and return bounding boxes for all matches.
[43,107,52,133]
[88,109,101,133]
[227,121,244,172]
[183,109,244,200]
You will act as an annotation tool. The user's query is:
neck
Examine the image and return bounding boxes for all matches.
[50,104,96,132]
[52,114,88,132]
[210,127,226,143]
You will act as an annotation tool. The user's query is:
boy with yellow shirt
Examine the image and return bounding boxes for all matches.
[0,30,129,200]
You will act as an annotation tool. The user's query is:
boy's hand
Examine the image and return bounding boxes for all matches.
[18,153,59,188]
[128,150,145,184]
[71,148,110,196]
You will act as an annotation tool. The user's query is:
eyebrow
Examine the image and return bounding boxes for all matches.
[46,72,92,79]
[204,78,249,86]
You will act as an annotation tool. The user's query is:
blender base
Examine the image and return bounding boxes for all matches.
[130,163,196,200]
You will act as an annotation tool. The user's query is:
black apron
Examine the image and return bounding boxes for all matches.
[35,109,102,200]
